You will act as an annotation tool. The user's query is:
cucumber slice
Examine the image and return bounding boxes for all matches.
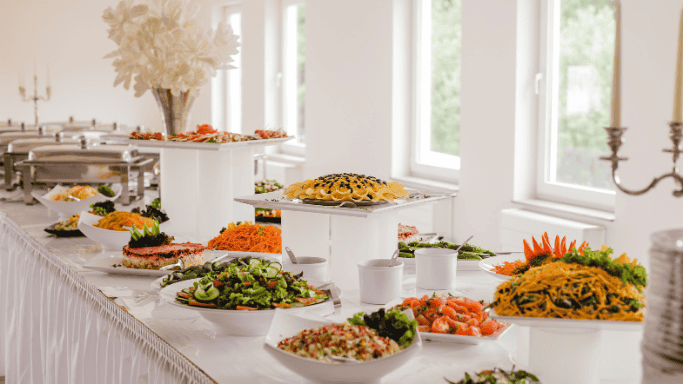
[266,262,282,278]
[249,258,262,267]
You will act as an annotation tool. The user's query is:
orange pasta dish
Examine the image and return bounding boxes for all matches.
[208,221,281,254]
[94,212,156,231]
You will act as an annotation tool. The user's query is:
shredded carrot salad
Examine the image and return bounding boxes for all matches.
[208,222,281,254]
[492,260,527,276]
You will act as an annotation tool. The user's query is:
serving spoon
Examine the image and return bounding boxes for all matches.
[285,246,298,264]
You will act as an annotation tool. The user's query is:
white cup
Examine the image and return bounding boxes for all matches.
[415,248,458,290]
[283,257,329,282]
[358,259,404,304]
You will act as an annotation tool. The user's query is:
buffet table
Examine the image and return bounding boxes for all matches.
[0,194,643,383]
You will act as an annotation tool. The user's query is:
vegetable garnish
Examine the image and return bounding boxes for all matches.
[128,221,174,248]
[131,198,169,223]
[560,245,646,288]
[90,201,116,216]
[173,258,328,310]
[348,308,418,348]
[399,241,495,260]
[445,366,540,384]
[97,185,116,197]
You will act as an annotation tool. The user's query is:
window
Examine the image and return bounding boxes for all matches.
[412,0,461,182]
[212,5,242,133]
[537,0,616,210]
[280,0,306,155]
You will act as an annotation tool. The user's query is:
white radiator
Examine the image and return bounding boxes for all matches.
[499,209,605,252]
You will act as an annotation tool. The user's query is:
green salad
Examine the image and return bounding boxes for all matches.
[446,367,539,384]
[348,308,418,348]
[174,258,328,310]
[399,241,496,260]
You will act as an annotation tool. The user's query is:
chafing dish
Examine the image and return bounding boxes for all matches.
[0,125,55,156]
[15,138,153,205]
[4,134,78,189]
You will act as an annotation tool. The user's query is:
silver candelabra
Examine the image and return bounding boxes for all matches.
[600,123,683,196]
[19,74,51,128]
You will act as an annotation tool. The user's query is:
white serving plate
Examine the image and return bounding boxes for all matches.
[478,253,527,281]
[123,136,294,151]
[32,184,122,220]
[82,249,226,277]
[489,308,644,332]
[159,278,336,336]
[77,211,172,252]
[264,308,422,383]
[418,321,513,345]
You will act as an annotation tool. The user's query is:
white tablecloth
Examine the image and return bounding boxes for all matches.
[0,196,643,383]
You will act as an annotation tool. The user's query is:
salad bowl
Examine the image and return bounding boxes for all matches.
[77,210,172,252]
[159,277,337,336]
[32,184,122,220]
[264,309,422,383]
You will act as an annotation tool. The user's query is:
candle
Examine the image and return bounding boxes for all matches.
[610,1,622,127]
[674,8,683,123]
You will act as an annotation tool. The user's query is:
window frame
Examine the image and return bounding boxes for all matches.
[410,0,460,183]
[212,3,242,133]
[278,0,306,157]
[535,0,616,212]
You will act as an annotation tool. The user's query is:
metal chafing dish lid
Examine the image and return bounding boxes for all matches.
[7,137,79,154]
[0,128,52,144]
[28,143,140,163]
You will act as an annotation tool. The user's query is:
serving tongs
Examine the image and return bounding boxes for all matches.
[315,281,342,316]
[159,252,230,271]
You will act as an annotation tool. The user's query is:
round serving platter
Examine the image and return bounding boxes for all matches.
[301,199,389,207]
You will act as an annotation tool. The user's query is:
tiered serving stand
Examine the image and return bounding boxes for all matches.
[235,190,456,289]
[126,137,293,242]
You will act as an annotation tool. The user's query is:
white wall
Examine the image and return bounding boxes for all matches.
[304,0,394,180]
[0,0,217,130]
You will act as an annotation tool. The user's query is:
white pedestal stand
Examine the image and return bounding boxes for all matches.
[160,148,254,242]
[237,191,455,290]
[527,327,601,384]
[144,138,293,243]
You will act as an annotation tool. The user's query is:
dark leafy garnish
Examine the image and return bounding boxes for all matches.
[445,366,540,384]
[90,201,116,216]
[347,308,417,347]
[97,185,116,197]
[131,198,169,223]
[127,221,174,248]
[560,247,647,288]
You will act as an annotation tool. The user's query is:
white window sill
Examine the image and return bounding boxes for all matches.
[513,198,615,222]
[391,175,459,194]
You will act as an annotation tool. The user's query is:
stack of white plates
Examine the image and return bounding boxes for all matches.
[642,229,683,383]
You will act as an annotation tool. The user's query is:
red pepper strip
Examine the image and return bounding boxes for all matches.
[243,282,251,287]
[213,280,223,287]
[272,303,291,308]
[177,292,192,299]
[295,297,317,305]
[523,239,533,260]
[554,235,562,258]
[236,306,258,310]
[188,300,217,308]
[541,232,552,254]
[267,281,277,289]
[531,237,543,254]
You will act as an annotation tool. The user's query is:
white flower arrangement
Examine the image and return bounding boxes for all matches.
[102,0,240,97]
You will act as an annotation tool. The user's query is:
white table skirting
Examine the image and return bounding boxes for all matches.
[0,213,215,384]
